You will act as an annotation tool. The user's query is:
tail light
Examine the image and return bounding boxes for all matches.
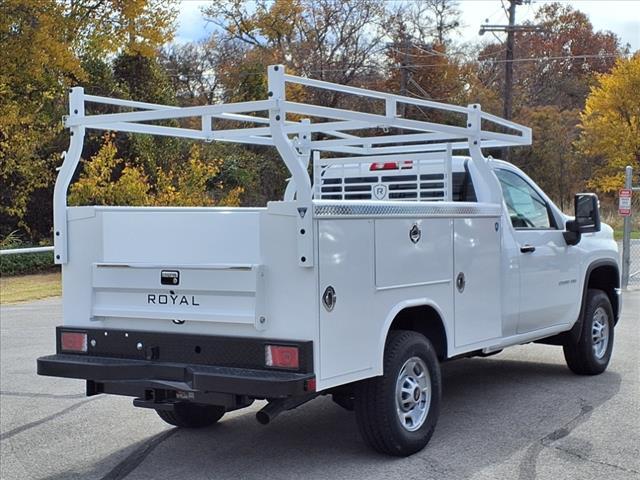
[265,345,299,369]
[369,161,413,171]
[60,331,88,353]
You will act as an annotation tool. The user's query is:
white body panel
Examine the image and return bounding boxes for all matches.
[60,165,619,393]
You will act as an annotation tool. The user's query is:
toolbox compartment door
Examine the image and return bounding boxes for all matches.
[453,216,502,347]
[91,263,265,328]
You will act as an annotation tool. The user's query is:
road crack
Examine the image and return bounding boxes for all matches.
[0,390,86,400]
[550,444,640,475]
[99,428,178,480]
[0,396,101,442]
[518,398,595,480]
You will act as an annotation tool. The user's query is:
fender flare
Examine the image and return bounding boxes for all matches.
[376,298,449,375]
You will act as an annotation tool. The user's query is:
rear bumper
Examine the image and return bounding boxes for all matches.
[37,354,313,398]
[37,326,315,400]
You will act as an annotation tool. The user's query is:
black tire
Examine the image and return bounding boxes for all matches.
[563,289,615,375]
[156,403,225,428]
[332,394,355,411]
[354,330,441,457]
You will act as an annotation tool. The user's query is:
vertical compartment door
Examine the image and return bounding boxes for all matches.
[453,217,502,347]
[318,219,375,381]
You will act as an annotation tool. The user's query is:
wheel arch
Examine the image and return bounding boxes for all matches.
[378,300,449,374]
[569,259,620,343]
[584,260,620,322]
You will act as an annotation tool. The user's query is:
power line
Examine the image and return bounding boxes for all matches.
[164,53,621,80]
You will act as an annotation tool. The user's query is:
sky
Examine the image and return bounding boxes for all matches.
[175,0,640,51]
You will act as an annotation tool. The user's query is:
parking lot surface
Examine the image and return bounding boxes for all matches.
[1,292,638,480]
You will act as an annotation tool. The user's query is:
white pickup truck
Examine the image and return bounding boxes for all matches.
[38,65,621,457]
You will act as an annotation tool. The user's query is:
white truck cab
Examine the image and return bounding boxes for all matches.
[38,66,621,456]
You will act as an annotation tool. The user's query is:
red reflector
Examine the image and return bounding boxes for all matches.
[305,378,317,392]
[265,345,299,369]
[61,331,87,353]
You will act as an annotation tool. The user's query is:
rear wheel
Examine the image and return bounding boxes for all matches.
[563,289,614,375]
[156,403,225,428]
[332,394,355,411]
[354,330,441,456]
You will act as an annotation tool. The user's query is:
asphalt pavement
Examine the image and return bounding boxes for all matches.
[1,293,638,480]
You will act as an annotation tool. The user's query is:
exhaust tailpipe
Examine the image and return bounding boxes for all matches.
[256,400,286,425]
[255,393,319,425]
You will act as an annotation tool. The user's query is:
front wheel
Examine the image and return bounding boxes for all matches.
[156,403,225,428]
[354,330,441,456]
[563,289,615,375]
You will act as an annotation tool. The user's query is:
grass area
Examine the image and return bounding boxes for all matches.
[614,230,640,241]
[0,272,61,304]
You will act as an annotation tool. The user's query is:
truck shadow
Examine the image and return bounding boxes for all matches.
[44,353,622,480]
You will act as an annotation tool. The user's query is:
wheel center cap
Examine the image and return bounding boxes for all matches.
[413,386,421,402]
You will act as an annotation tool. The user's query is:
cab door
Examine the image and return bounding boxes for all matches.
[495,168,580,334]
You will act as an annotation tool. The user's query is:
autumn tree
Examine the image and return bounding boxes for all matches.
[202,0,390,102]
[0,0,178,241]
[476,2,623,113]
[69,136,244,208]
[576,54,640,194]
[381,1,469,128]
[511,107,582,208]
[69,0,178,59]
[396,0,461,46]
[160,38,225,105]
[0,1,83,238]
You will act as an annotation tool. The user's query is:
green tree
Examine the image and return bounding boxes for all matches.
[110,51,186,178]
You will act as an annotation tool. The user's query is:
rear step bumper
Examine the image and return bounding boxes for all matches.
[37,354,314,398]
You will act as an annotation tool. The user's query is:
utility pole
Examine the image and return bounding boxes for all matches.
[399,26,410,119]
[503,0,518,123]
[479,0,541,160]
[387,24,413,132]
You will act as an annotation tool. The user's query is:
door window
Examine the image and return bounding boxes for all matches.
[495,169,554,229]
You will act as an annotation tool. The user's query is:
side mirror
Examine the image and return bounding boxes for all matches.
[575,193,601,233]
[563,193,601,246]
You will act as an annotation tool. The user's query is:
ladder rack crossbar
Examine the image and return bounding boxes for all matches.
[64,65,531,154]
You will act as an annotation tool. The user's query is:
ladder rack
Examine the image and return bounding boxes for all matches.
[54,64,531,264]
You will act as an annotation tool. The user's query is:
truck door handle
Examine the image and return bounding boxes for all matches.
[520,244,536,253]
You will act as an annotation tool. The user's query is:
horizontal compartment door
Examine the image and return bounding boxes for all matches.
[91,263,265,328]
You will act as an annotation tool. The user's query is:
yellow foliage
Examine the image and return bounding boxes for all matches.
[0,0,178,237]
[253,0,304,44]
[154,145,218,206]
[66,0,178,58]
[218,187,244,207]
[69,137,236,207]
[68,136,151,206]
[577,54,640,193]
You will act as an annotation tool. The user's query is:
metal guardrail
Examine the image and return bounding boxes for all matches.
[0,246,54,256]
